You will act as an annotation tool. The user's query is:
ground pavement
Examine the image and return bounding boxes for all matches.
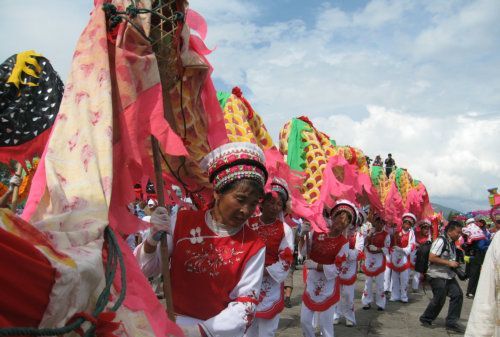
[275,266,473,337]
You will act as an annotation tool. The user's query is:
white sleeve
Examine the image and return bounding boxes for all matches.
[323,243,349,280]
[133,211,177,278]
[355,232,365,252]
[381,233,391,255]
[267,223,295,283]
[402,231,415,256]
[464,235,498,337]
[300,232,313,257]
[201,247,266,337]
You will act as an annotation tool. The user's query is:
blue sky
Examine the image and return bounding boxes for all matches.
[1,0,499,212]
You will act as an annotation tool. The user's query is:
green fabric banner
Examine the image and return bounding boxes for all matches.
[216,91,231,109]
[286,118,312,171]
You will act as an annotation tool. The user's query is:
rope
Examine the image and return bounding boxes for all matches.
[0,226,126,337]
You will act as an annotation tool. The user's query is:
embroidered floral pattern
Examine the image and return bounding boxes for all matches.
[184,242,244,277]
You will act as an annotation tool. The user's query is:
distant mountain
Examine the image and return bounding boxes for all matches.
[432,203,461,219]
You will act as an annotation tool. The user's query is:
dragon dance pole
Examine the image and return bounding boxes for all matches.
[149,0,186,321]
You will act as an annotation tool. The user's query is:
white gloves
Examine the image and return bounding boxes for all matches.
[297,251,304,264]
[146,207,170,246]
[304,259,318,270]
[368,244,378,252]
[8,175,21,191]
[182,325,203,337]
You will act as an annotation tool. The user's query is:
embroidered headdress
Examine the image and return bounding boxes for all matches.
[402,212,417,225]
[201,142,268,192]
[330,199,358,226]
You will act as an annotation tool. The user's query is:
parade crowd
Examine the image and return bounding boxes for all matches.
[86,144,496,337]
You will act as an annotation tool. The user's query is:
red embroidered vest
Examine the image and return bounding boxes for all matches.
[171,210,265,320]
[309,232,348,264]
[367,230,387,249]
[394,230,410,248]
[247,217,284,266]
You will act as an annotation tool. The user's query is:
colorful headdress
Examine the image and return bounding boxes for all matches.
[270,177,290,202]
[402,212,417,225]
[330,199,358,226]
[201,142,267,192]
[357,208,367,226]
[417,219,431,227]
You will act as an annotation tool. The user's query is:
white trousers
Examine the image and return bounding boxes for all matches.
[333,284,356,324]
[361,273,386,309]
[389,269,410,302]
[300,304,335,337]
[245,316,280,337]
[410,270,421,290]
[384,266,392,292]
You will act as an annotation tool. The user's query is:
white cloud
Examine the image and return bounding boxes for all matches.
[313,106,500,211]
[0,1,93,82]
[1,0,498,211]
[414,0,500,60]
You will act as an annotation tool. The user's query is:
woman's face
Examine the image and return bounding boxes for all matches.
[330,210,351,234]
[420,226,430,236]
[402,220,412,231]
[373,216,384,231]
[260,194,283,221]
[214,181,262,228]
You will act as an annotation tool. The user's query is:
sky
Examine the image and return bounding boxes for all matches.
[1,0,499,212]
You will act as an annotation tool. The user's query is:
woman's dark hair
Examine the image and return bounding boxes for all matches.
[446,220,463,232]
[216,178,265,197]
[262,192,287,211]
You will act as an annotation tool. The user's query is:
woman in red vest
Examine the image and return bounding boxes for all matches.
[135,142,268,337]
[245,177,294,337]
[388,213,416,303]
[361,213,391,311]
[300,199,356,337]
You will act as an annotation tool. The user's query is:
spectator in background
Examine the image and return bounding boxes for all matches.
[384,154,395,177]
[373,155,383,167]
[465,217,491,299]
[420,221,465,333]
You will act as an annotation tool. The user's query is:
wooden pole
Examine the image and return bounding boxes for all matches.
[151,136,175,321]
[10,162,22,212]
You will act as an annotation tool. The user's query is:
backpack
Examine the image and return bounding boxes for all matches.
[414,235,449,274]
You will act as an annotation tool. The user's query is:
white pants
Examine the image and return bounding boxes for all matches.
[361,273,386,309]
[389,269,409,302]
[245,316,280,337]
[333,284,356,324]
[410,270,421,290]
[301,304,335,337]
[384,266,392,292]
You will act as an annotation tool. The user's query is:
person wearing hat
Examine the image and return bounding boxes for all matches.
[245,178,294,337]
[135,142,268,337]
[410,219,432,292]
[388,213,416,303]
[333,206,365,327]
[299,199,354,337]
[361,213,391,311]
